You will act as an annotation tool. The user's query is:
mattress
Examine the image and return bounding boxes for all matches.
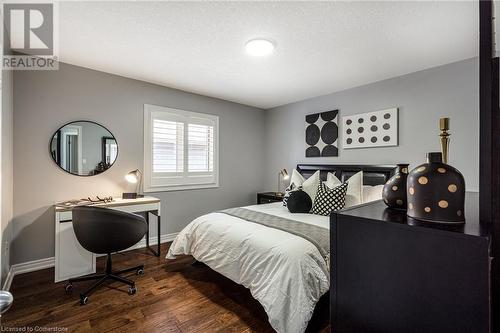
[167,202,330,333]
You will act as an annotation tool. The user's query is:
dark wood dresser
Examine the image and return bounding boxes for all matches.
[330,192,491,333]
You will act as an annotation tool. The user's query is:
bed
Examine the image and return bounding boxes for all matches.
[167,164,395,333]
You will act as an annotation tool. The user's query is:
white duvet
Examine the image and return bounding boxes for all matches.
[167,202,330,333]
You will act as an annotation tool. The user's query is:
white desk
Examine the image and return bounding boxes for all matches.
[54,196,161,283]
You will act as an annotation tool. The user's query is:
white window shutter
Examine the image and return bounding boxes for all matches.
[188,124,214,172]
[144,104,219,192]
[152,119,184,173]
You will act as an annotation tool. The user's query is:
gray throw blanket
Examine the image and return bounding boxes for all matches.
[219,207,329,265]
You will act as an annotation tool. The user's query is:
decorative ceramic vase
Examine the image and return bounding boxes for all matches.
[406,152,465,224]
[382,164,409,210]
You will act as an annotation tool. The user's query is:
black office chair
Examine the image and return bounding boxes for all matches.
[64,206,148,305]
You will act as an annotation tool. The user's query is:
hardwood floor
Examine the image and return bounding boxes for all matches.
[1,243,330,332]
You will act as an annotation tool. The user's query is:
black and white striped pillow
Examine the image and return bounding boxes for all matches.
[312,182,348,216]
[283,184,302,206]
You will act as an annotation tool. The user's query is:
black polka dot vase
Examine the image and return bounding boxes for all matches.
[382,164,409,210]
[406,152,465,224]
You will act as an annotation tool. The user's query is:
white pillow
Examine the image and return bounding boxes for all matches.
[288,169,321,203]
[325,172,342,189]
[362,185,384,203]
[327,171,363,208]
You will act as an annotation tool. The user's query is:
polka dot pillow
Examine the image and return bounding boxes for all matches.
[312,182,348,216]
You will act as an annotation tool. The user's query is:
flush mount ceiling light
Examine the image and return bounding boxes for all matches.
[245,39,275,57]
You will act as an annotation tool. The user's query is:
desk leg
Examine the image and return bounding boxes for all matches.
[157,215,161,257]
[139,210,160,257]
[145,212,150,249]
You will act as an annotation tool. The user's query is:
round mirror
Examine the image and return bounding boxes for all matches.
[49,121,118,176]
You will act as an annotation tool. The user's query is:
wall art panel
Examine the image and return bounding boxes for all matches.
[343,108,398,149]
[305,110,339,157]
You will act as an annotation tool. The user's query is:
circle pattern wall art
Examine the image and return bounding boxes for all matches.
[305,110,339,157]
[343,108,398,149]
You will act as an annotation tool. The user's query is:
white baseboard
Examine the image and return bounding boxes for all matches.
[13,257,56,275]
[2,267,14,291]
[2,232,178,291]
[2,257,54,291]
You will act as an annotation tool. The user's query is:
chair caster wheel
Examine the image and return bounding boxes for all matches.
[136,268,144,275]
[128,286,137,295]
[65,283,73,293]
[80,296,89,305]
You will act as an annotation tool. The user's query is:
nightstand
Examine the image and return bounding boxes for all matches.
[257,192,284,204]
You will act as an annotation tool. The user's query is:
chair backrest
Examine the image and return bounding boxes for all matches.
[72,206,148,254]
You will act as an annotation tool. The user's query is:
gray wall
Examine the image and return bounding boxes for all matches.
[10,57,479,266]
[12,63,266,265]
[264,58,479,191]
[2,70,14,285]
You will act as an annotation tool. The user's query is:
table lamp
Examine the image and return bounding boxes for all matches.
[123,169,144,199]
[276,169,289,197]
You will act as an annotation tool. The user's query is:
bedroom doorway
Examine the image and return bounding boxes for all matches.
[59,125,83,175]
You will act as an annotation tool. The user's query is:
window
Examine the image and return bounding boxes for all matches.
[144,104,219,192]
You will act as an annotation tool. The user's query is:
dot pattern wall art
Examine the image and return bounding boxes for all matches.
[305,110,339,157]
[343,108,398,149]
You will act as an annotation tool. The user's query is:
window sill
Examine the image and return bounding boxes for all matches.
[144,183,220,193]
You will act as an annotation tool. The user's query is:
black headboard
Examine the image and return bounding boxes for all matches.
[296,164,396,186]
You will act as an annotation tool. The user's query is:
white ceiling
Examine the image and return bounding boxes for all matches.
[58,1,479,109]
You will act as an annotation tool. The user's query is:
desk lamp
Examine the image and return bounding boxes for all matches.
[123,169,144,199]
[276,169,289,197]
